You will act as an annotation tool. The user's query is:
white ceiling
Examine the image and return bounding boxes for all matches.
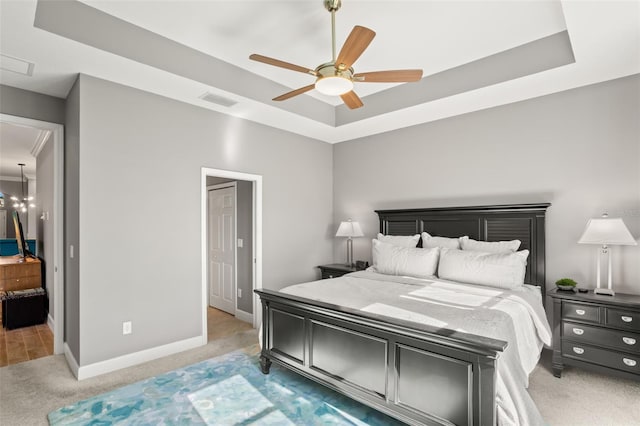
[0,122,40,179]
[0,0,638,144]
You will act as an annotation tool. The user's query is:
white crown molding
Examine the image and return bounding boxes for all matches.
[0,175,22,182]
[30,129,52,157]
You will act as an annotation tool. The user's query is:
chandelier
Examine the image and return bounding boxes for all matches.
[11,163,35,213]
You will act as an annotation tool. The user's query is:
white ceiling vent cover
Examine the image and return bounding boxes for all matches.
[0,53,35,76]
[199,92,238,108]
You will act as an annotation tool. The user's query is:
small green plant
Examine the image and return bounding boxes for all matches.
[555,278,577,287]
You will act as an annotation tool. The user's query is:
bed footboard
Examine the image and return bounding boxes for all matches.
[255,289,507,426]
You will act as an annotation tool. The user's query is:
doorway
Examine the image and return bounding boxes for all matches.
[0,114,64,356]
[200,168,262,345]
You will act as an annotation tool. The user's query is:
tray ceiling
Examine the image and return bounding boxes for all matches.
[1,0,638,143]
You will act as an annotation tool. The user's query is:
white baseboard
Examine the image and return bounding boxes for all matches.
[75,336,203,380]
[235,309,253,325]
[64,343,80,379]
[47,314,54,333]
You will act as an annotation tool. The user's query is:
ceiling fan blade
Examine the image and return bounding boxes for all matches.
[273,84,316,101]
[340,91,364,109]
[335,26,376,70]
[249,54,317,76]
[354,69,423,83]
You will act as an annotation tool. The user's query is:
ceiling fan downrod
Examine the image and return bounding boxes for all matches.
[324,0,342,62]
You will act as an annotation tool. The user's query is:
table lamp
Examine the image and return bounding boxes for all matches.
[335,219,363,267]
[578,213,637,296]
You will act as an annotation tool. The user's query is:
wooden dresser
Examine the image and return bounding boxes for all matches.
[0,256,42,292]
[550,288,640,381]
[0,256,42,324]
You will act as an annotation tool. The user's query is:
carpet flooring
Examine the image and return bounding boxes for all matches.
[1,332,639,425]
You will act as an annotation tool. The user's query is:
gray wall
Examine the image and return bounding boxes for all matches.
[206,177,233,185]
[36,135,55,317]
[333,74,640,297]
[236,180,253,313]
[72,74,332,366]
[0,84,66,124]
[64,78,81,362]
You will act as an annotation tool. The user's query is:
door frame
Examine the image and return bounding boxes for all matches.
[0,113,65,355]
[201,168,262,344]
[0,210,6,238]
[206,182,237,315]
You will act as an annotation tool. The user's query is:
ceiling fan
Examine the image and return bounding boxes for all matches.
[249,0,423,109]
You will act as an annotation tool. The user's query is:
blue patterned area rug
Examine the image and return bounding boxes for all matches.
[48,349,402,425]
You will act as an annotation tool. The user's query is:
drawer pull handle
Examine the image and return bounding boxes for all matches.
[621,316,633,323]
[572,328,584,335]
[575,309,586,316]
[623,358,637,367]
[623,337,637,345]
[573,347,585,355]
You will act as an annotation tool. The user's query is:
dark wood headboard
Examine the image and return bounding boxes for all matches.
[376,203,550,300]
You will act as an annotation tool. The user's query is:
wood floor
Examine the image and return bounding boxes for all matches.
[0,322,53,367]
[0,307,251,367]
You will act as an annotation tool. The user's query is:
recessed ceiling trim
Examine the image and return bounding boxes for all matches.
[336,30,576,125]
[33,0,335,125]
[3,0,634,143]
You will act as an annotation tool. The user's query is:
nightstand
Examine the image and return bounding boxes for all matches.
[317,264,357,279]
[549,288,640,381]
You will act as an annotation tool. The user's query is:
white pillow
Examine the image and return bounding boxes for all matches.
[421,232,462,249]
[372,239,439,278]
[459,236,521,253]
[377,233,420,248]
[438,248,529,289]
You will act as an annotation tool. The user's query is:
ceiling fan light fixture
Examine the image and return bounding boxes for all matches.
[249,0,421,109]
[315,76,353,96]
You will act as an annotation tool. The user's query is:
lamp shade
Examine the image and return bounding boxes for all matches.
[578,217,637,246]
[335,220,364,238]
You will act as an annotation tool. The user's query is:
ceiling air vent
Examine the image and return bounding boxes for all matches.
[0,53,35,76]
[199,92,238,108]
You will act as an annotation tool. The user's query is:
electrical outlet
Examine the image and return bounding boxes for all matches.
[123,321,132,335]
[237,238,243,248]
[237,288,242,298]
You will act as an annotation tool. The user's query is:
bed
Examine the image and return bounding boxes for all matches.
[255,203,551,425]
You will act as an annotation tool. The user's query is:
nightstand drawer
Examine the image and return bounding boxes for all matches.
[322,270,342,279]
[563,302,600,323]
[606,308,640,332]
[318,264,357,280]
[563,322,640,353]
[562,343,640,375]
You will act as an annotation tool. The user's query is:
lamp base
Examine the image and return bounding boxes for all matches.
[594,287,615,296]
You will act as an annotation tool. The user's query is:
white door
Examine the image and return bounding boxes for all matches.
[208,185,236,314]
